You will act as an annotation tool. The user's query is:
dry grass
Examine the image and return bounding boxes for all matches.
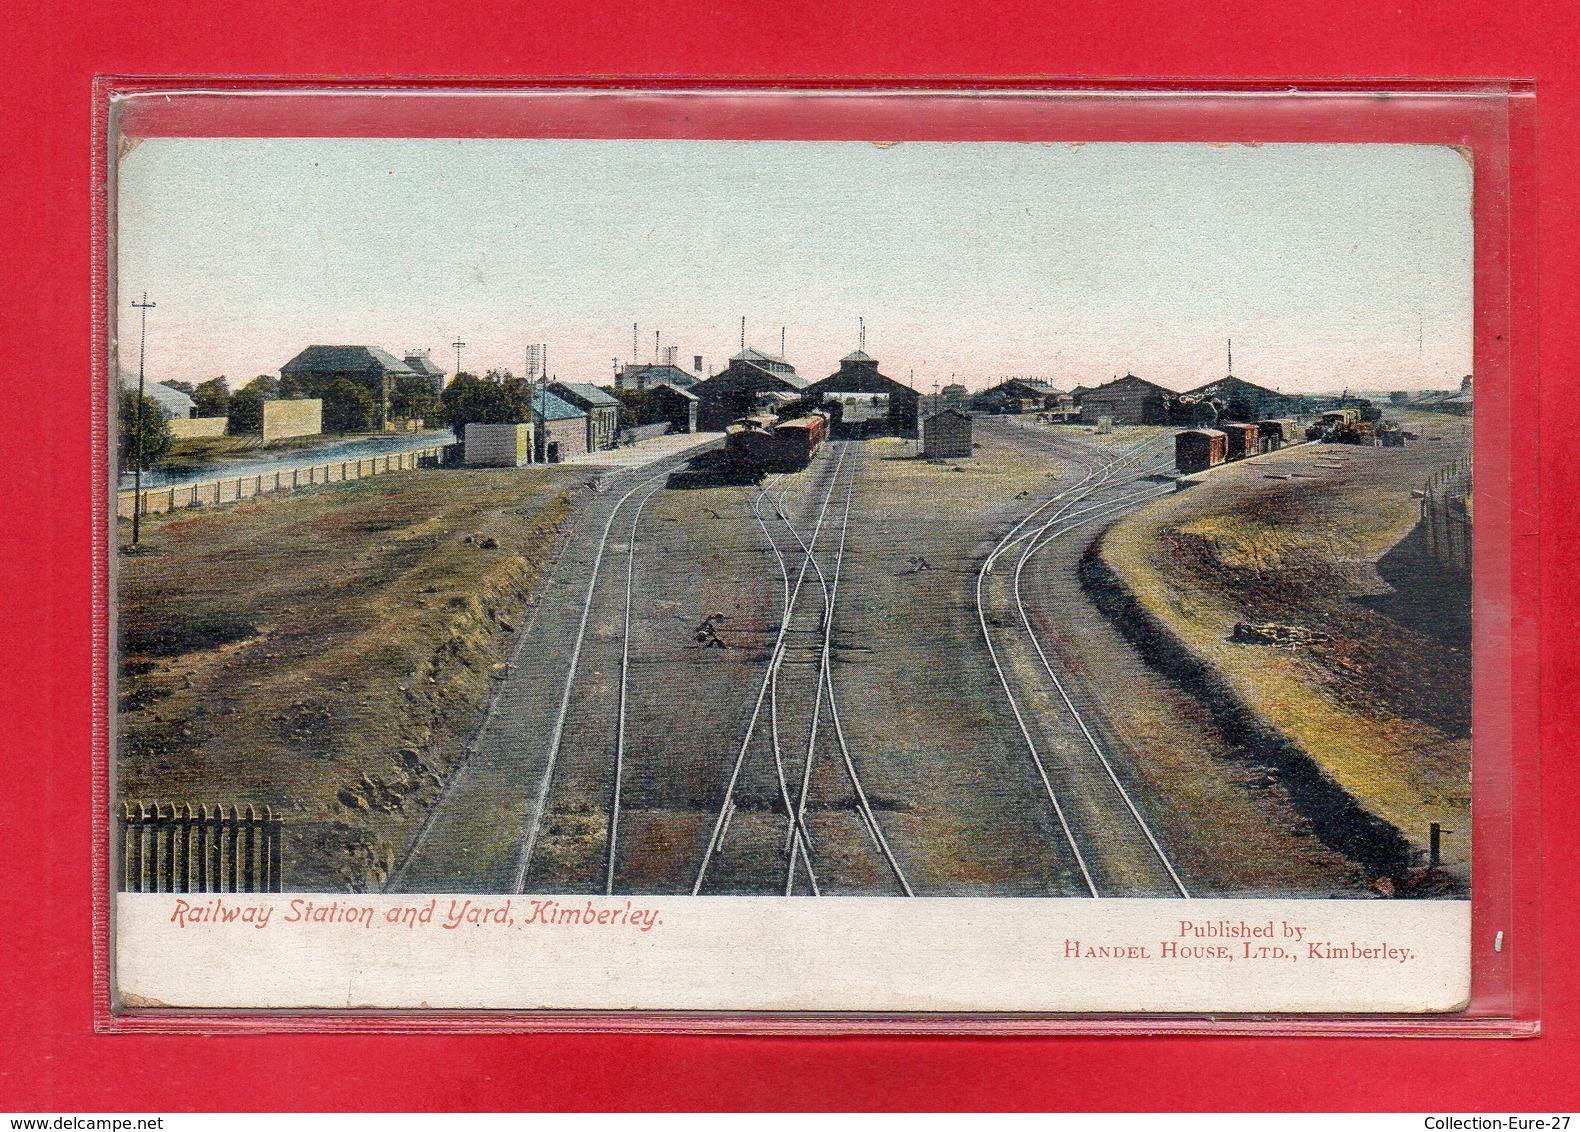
[116,465,582,890]
[1098,417,1473,878]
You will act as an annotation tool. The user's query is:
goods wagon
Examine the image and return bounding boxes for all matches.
[1220,422,1261,461]
[1175,428,1228,474]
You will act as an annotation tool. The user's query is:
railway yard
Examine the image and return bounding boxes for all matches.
[119,416,1469,898]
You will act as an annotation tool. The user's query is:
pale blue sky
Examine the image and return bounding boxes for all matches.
[115,138,1473,392]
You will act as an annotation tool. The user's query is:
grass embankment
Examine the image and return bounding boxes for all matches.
[117,465,582,890]
[1090,425,1472,891]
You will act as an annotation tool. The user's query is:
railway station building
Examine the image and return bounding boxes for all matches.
[548,382,621,451]
[1076,374,1173,425]
[804,350,920,438]
[690,346,810,431]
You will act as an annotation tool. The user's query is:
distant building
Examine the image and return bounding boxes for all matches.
[939,383,969,406]
[923,409,973,458]
[615,362,700,392]
[279,345,416,430]
[805,350,920,437]
[402,350,447,393]
[548,382,621,451]
[646,382,699,433]
[1078,375,1173,425]
[986,378,1064,413]
[691,347,810,431]
[135,380,196,420]
[528,390,589,462]
[1186,375,1305,421]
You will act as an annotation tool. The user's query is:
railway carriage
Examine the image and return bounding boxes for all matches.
[768,413,829,470]
[723,410,829,474]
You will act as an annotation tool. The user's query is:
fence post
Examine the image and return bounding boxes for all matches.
[269,809,283,892]
[242,805,257,891]
[225,804,240,892]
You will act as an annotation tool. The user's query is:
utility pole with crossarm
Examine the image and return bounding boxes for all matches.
[130,293,156,547]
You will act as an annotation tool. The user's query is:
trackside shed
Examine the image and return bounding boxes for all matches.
[923,409,973,458]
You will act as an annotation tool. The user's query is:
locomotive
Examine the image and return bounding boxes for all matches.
[724,410,829,474]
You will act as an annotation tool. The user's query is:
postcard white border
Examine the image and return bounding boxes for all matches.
[116,895,1470,1014]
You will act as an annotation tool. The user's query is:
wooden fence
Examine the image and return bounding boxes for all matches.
[120,802,284,893]
[117,445,445,520]
[1421,456,1473,573]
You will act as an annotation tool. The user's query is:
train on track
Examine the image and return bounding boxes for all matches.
[724,410,830,475]
[1174,417,1304,474]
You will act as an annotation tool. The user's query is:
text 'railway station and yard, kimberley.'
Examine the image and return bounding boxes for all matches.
[114,323,1473,902]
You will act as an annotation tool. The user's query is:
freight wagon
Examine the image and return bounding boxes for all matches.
[1220,422,1261,461]
[1175,428,1228,474]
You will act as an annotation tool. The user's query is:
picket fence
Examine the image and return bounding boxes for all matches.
[120,801,284,893]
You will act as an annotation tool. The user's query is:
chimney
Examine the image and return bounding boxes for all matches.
[663,345,678,367]
[694,355,703,373]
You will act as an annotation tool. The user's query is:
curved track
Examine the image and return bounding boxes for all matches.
[975,428,1191,897]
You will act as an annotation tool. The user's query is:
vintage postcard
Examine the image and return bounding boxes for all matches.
[110,132,1476,1015]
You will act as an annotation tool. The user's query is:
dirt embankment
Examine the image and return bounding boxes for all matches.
[1085,424,1473,894]
[117,466,584,890]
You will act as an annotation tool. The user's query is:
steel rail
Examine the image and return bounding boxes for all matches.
[768,443,913,897]
[603,475,670,895]
[691,444,849,895]
[510,464,678,894]
[753,471,825,895]
[970,428,1171,896]
[1010,477,1190,897]
[385,449,706,894]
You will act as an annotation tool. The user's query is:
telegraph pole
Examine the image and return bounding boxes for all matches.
[130,293,156,546]
[452,335,467,377]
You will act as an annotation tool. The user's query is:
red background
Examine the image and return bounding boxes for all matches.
[0,0,1572,1112]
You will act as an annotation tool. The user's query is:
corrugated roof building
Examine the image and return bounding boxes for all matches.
[549,382,621,450]
[691,347,810,431]
[527,389,589,462]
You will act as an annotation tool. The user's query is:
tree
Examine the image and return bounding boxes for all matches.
[390,371,439,424]
[159,379,195,397]
[610,387,665,427]
[323,378,375,433]
[192,376,231,418]
[119,390,171,471]
[227,389,264,435]
[243,374,281,399]
[439,372,532,428]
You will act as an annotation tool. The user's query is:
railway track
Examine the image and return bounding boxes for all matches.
[692,441,911,897]
[509,465,679,894]
[975,427,1189,897]
[760,443,912,897]
[384,448,714,895]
